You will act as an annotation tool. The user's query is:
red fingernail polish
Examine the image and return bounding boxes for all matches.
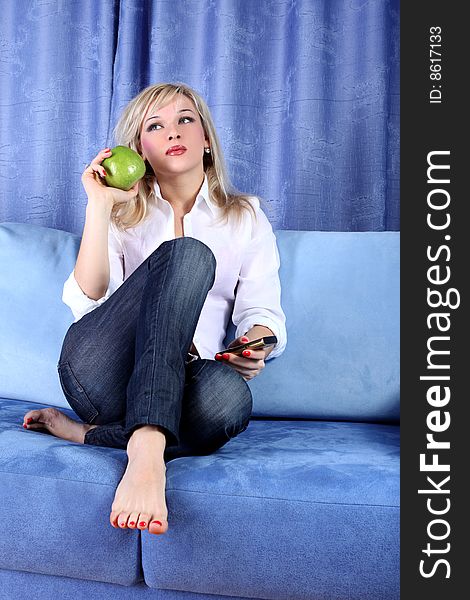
[152,520,162,526]
[215,354,222,361]
[222,353,230,360]
[242,350,251,357]
[139,521,146,527]
[27,418,33,423]
[23,424,28,428]
[241,337,249,342]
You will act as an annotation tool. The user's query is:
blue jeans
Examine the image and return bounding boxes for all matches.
[57,237,253,462]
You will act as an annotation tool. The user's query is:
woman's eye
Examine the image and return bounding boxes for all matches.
[146,116,194,131]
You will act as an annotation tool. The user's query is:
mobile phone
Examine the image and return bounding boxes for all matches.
[216,335,278,357]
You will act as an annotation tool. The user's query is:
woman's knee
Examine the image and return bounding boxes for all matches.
[149,237,216,272]
[144,238,216,299]
[184,361,253,437]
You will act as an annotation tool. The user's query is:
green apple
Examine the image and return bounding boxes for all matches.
[102,146,146,191]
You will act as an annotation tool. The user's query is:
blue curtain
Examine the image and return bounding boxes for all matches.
[0,0,399,234]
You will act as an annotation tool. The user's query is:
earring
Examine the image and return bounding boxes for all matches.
[204,147,211,154]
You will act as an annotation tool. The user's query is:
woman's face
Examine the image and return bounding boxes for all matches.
[140,94,208,179]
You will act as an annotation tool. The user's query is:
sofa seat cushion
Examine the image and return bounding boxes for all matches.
[0,397,143,587]
[147,417,400,600]
[1,397,399,600]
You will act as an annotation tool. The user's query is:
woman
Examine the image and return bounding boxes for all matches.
[22,83,287,536]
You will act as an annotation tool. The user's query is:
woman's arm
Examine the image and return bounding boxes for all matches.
[62,149,138,321]
[74,200,113,300]
[217,200,287,380]
[74,147,141,299]
[62,212,125,321]
[230,198,287,361]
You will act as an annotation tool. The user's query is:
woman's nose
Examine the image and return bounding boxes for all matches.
[168,132,181,141]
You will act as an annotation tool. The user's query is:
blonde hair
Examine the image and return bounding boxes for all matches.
[109,82,256,231]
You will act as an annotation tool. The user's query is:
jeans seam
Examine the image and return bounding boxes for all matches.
[58,361,99,423]
[64,361,86,393]
[147,242,173,422]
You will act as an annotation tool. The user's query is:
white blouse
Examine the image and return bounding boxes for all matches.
[62,176,287,361]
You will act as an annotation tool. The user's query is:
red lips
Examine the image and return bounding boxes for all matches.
[166,145,187,155]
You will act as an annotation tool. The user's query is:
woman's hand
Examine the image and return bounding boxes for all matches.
[81,148,141,210]
[214,335,267,381]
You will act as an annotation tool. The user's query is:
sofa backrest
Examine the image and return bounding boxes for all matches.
[0,223,79,408]
[0,223,399,423]
[245,231,399,422]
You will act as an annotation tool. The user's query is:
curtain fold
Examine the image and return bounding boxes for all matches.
[0,0,399,233]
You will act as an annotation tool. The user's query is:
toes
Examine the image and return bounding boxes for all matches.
[117,513,129,529]
[137,514,151,530]
[23,407,59,427]
[109,511,120,529]
[110,512,165,532]
[24,421,47,430]
[128,513,139,529]
[149,518,168,535]
[22,409,44,427]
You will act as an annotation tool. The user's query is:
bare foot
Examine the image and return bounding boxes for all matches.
[23,407,97,444]
[109,426,169,536]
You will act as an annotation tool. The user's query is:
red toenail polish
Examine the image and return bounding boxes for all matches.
[23,424,28,428]
[129,521,135,526]
[152,520,162,526]
[120,523,125,527]
[139,521,146,527]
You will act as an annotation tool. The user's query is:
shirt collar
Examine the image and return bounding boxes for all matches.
[151,174,219,217]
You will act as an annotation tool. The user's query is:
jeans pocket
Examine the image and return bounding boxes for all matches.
[57,361,99,423]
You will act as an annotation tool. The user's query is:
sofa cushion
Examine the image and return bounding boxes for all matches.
[0,223,77,409]
[0,397,143,586]
[0,396,399,600]
[0,570,259,600]
[246,231,399,422]
[146,417,399,600]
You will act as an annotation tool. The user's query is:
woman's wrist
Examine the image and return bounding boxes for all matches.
[87,195,113,210]
[244,325,274,339]
[244,325,276,358]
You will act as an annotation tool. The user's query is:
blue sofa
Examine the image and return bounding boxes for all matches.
[0,222,400,600]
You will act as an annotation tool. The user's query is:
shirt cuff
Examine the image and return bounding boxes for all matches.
[62,270,112,322]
